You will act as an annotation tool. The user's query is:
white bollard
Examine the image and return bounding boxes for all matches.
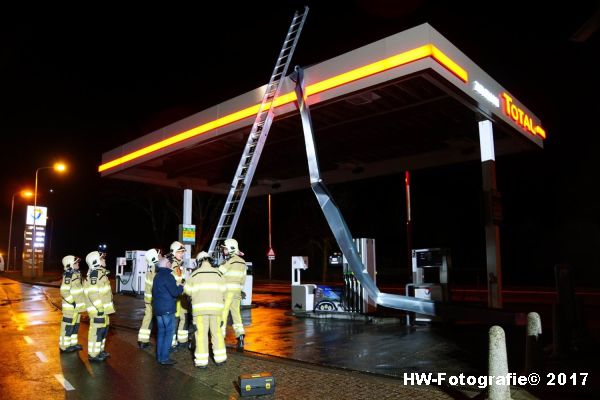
[527,312,542,337]
[525,312,542,374]
[488,325,511,400]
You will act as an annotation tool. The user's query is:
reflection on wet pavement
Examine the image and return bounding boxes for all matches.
[227,293,482,378]
[14,279,483,382]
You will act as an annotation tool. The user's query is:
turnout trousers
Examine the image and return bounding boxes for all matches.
[222,291,244,337]
[194,315,226,366]
[172,297,190,346]
[137,303,153,343]
[59,312,81,350]
[88,314,109,357]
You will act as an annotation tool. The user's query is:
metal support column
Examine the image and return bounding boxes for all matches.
[479,120,502,308]
[293,65,436,316]
[183,189,193,264]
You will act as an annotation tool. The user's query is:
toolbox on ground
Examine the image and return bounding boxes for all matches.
[238,372,276,397]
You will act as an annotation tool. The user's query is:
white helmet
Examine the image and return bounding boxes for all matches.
[221,238,239,254]
[170,241,186,253]
[145,248,161,267]
[196,251,210,261]
[62,255,80,271]
[86,251,105,269]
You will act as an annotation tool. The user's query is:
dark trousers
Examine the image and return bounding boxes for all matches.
[156,314,175,362]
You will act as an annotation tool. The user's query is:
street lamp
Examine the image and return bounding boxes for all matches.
[7,190,33,271]
[30,162,67,275]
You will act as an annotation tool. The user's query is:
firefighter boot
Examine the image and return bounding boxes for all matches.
[236,334,245,351]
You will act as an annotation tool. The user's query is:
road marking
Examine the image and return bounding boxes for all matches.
[54,374,75,391]
[23,336,34,344]
[35,351,48,362]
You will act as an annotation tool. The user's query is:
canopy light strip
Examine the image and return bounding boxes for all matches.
[99,44,467,172]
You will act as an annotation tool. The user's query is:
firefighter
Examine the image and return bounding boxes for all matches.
[59,255,86,352]
[137,248,160,348]
[84,251,115,362]
[184,251,227,368]
[219,238,247,350]
[167,241,189,349]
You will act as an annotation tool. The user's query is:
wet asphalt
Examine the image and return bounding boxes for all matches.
[4,275,596,399]
[0,274,482,399]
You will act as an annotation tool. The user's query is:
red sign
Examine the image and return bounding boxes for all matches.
[267,248,275,260]
[501,92,546,139]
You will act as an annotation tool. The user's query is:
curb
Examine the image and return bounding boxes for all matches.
[291,310,402,324]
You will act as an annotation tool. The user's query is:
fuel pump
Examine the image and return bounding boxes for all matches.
[341,238,377,314]
[290,256,316,312]
[406,248,450,322]
[115,250,147,295]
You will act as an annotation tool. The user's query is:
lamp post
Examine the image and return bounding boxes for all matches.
[30,163,67,276]
[7,190,33,271]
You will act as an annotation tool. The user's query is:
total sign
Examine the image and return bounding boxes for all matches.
[471,81,546,141]
[500,93,546,139]
[26,206,48,226]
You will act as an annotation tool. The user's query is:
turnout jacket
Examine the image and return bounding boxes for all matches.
[60,269,86,315]
[84,267,115,315]
[184,261,226,316]
[171,259,185,283]
[219,254,247,292]
[144,265,156,305]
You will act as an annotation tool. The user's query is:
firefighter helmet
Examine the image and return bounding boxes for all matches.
[145,248,161,267]
[170,241,185,253]
[221,238,239,254]
[85,251,105,269]
[62,255,80,271]
[196,251,210,261]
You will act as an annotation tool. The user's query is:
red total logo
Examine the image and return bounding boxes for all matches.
[501,93,546,139]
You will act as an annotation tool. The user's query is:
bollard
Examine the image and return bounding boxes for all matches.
[488,325,511,400]
[524,312,542,374]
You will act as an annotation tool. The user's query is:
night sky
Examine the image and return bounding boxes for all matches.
[1,2,599,286]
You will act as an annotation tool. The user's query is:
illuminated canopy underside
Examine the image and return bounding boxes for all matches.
[100,23,543,196]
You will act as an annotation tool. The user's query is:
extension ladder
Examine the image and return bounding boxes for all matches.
[208,6,309,257]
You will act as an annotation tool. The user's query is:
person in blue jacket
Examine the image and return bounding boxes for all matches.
[152,256,184,365]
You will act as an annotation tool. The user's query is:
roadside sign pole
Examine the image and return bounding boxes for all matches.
[268,194,273,280]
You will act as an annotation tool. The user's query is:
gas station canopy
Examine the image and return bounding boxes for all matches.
[99,23,545,195]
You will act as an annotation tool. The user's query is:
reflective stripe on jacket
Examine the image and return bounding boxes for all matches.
[84,268,115,315]
[144,267,155,304]
[219,255,247,292]
[61,270,86,314]
[184,261,226,316]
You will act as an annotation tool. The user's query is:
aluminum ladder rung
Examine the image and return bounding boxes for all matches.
[208,7,309,256]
